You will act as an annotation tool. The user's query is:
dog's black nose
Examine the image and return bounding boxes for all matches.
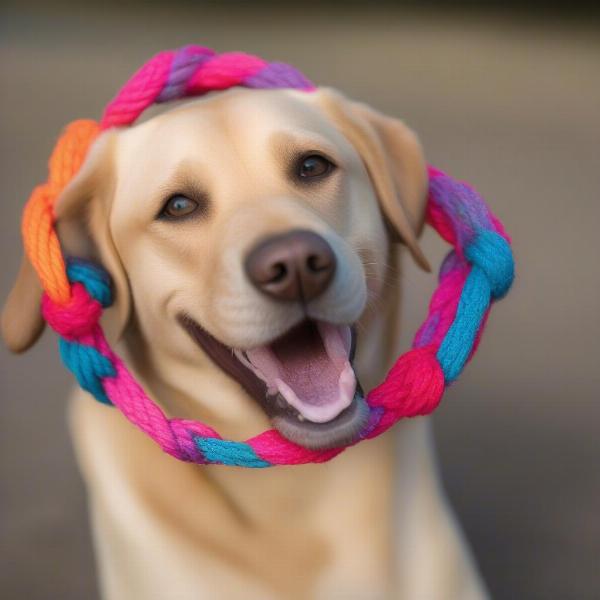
[245,230,336,302]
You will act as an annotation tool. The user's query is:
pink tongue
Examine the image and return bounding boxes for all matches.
[244,322,356,423]
[271,322,338,407]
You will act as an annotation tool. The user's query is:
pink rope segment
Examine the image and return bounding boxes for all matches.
[101,45,315,129]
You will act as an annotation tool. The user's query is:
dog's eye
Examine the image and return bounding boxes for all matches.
[297,154,335,180]
[160,195,200,219]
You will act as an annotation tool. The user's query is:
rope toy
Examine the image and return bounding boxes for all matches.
[21,45,514,467]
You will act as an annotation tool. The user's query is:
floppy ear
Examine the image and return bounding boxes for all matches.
[1,255,45,353]
[1,131,131,353]
[316,88,430,271]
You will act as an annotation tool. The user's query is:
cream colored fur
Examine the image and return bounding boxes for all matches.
[3,88,488,599]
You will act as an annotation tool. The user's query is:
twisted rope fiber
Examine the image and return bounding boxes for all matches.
[20,45,514,467]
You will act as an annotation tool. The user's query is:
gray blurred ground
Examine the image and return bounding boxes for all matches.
[1,4,599,599]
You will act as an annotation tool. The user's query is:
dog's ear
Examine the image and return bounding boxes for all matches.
[1,255,46,353]
[1,131,131,353]
[315,88,430,271]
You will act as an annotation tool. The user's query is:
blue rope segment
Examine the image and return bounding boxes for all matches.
[66,258,113,307]
[59,339,116,405]
[464,230,514,300]
[436,266,490,383]
[195,437,271,468]
[56,259,116,405]
[437,229,514,383]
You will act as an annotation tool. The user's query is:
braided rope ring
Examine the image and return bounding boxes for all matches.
[21,45,514,467]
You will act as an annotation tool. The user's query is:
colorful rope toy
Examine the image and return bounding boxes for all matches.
[21,45,514,468]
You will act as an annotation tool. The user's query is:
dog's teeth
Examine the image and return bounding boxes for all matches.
[297,414,305,422]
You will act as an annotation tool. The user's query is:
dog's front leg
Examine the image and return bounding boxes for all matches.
[392,419,489,600]
[70,392,284,600]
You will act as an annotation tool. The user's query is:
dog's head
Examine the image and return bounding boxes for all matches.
[2,87,429,450]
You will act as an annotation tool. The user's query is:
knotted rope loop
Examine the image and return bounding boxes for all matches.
[464,229,514,300]
[42,283,102,340]
[18,45,515,468]
[40,259,113,340]
[368,346,444,416]
[45,260,117,406]
[66,258,114,307]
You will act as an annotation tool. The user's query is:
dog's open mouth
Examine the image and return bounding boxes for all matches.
[179,316,369,450]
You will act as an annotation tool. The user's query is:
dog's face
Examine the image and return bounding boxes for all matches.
[3,88,429,450]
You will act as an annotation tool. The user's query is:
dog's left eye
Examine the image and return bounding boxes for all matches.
[297,154,335,180]
[159,195,200,219]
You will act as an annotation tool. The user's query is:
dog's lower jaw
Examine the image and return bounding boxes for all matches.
[270,386,369,450]
[178,314,369,450]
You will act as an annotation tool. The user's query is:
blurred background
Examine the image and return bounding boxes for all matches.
[1,2,599,599]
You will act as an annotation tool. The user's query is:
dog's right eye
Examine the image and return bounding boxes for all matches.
[296,153,336,181]
[159,195,200,220]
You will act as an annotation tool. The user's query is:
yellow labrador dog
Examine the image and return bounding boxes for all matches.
[3,88,487,599]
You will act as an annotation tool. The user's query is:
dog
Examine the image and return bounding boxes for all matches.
[2,87,488,599]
